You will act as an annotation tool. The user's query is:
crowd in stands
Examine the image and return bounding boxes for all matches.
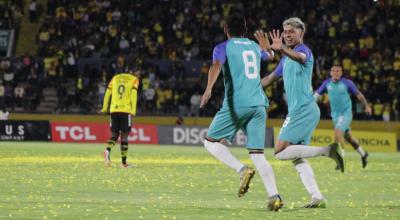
[1,0,400,121]
[0,0,23,29]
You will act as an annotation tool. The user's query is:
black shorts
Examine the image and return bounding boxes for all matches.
[110,113,132,133]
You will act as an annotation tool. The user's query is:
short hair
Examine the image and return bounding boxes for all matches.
[225,14,247,37]
[283,17,306,32]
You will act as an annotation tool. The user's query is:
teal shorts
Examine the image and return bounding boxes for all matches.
[207,106,266,150]
[279,102,320,145]
[332,112,352,133]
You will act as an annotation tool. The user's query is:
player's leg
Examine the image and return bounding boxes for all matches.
[345,130,368,168]
[120,114,132,168]
[104,113,120,166]
[120,131,130,168]
[245,107,283,211]
[204,108,252,198]
[293,158,327,208]
[274,103,344,172]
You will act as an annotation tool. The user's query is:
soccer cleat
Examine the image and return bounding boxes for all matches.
[121,163,133,168]
[361,152,369,168]
[268,194,284,211]
[304,197,327,208]
[104,149,111,167]
[238,166,255,197]
[328,143,345,173]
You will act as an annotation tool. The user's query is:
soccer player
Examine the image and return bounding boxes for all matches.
[260,17,344,208]
[200,14,283,211]
[101,71,139,168]
[315,65,372,168]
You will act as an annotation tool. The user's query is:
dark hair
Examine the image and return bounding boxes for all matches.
[225,14,247,37]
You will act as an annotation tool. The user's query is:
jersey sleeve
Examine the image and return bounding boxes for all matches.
[294,44,312,63]
[212,42,227,64]
[132,77,139,89]
[343,79,359,95]
[273,58,285,77]
[316,79,329,95]
[260,50,272,61]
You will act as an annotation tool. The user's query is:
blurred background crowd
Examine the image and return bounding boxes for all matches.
[0,0,399,121]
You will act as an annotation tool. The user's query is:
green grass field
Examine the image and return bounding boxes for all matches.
[0,142,399,219]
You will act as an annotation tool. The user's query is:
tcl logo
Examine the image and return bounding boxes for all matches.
[128,128,151,142]
[55,126,96,141]
[51,122,159,144]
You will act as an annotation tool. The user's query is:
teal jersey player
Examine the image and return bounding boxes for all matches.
[273,44,320,145]
[201,15,283,212]
[261,17,345,208]
[316,77,359,132]
[216,38,269,110]
[315,65,372,168]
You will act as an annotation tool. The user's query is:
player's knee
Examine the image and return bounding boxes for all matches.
[107,139,116,148]
[120,141,128,151]
[109,135,118,142]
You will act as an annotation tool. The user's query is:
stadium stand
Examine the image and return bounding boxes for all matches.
[0,0,399,121]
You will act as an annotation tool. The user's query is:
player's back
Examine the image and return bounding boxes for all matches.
[220,38,268,109]
[109,73,139,113]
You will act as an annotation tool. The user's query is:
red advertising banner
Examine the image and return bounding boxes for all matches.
[51,122,158,144]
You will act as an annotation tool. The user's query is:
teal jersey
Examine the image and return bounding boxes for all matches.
[316,78,359,117]
[212,38,270,109]
[274,44,314,115]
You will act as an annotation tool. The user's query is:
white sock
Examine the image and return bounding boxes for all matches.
[356,146,366,157]
[204,140,244,173]
[294,159,323,200]
[250,153,279,197]
[275,145,330,160]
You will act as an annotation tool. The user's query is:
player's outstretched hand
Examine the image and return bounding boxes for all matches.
[254,30,271,51]
[365,105,372,116]
[269,29,283,51]
[200,89,212,108]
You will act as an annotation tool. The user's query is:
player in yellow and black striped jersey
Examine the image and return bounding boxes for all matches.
[101,72,139,168]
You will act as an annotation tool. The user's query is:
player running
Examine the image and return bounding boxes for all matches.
[200,14,283,211]
[101,71,139,168]
[315,65,372,168]
[260,17,344,208]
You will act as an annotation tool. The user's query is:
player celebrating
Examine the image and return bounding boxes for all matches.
[261,17,344,208]
[200,14,283,211]
[315,65,372,168]
[101,70,139,168]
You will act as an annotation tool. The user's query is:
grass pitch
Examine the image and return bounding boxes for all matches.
[0,142,399,219]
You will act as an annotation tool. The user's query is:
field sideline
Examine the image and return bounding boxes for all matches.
[0,142,399,219]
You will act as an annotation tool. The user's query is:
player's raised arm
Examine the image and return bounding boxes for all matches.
[200,60,222,108]
[269,29,306,63]
[254,30,274,61]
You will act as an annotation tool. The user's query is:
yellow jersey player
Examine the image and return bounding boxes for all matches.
[101,72,139,168]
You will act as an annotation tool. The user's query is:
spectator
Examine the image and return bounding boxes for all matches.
[14,84,24,107]
[373,100,384,120]
[29,0,38,23]
[188,91,201,117]
[0,107,9,120]
[382,103,391,122]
